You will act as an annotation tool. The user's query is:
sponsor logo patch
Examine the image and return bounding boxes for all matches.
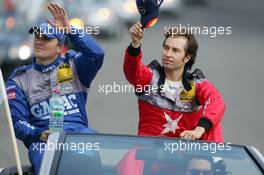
[30,93,79,119]
[58,63,74,83]
[7,91,16,99]
[61,83,74,94]
[6,85,16,91]
[179,81,195,102]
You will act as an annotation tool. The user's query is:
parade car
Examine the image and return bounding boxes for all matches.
[1,133,264,175]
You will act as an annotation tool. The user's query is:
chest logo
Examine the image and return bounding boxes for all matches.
[179,81,195,102]
[161,112,183,135]
[58,63,74,83]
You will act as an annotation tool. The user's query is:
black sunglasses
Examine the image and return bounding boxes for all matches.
[188,169,212,175]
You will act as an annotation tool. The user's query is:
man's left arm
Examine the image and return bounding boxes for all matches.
[180,79,226,140]
[46,3,105,88]
[195,79,226,130]
[67,30,105,87]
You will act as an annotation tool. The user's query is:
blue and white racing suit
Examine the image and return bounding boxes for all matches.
[6,29,104,174]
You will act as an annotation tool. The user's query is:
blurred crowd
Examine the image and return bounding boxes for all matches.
[0,0,205,79]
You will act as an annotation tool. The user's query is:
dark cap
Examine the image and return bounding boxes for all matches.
[136,0,164,28]
[29,22,65,44]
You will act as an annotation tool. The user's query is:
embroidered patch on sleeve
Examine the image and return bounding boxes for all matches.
[7,91,16,100]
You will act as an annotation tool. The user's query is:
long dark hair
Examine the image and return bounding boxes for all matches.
[163,27,198,70]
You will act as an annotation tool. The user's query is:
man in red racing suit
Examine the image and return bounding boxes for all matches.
[123,22,226,143]
[118,20,226,175]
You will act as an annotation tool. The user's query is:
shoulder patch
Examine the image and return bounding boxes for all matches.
[58,62,74,83]
[180,80,196,102]
[192,68,205,79]
[8,64,32,79]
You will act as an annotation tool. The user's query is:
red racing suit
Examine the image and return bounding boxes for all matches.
[123,45,226,142]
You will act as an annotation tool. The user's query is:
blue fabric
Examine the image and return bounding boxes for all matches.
[7,80,46,148]
[28,142,45,175]
[67,29,104,88]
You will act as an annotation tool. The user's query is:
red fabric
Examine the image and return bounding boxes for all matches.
[117,147,178,175]
[123,49,153,89]
[117,147,144,175]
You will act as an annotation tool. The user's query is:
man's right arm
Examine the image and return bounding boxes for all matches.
[123,22,153,88]
[123,44,153,88]
[6,79,45,144]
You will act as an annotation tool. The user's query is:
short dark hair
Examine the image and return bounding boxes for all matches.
[189,155,214,165]
[182,155,214,174]
[163,27,198,70]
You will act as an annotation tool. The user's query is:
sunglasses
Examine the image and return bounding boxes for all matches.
[188,169,212,175]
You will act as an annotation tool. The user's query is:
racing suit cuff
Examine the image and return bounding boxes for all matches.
[128,44,141,57]
[197,117,213,132]
[34,128,46,142]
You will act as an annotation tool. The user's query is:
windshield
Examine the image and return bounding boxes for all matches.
[55,134,263,175]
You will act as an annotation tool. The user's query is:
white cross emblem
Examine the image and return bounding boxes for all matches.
[161,112,183,135]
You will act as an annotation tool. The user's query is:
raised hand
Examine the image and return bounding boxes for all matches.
[47,3,70,32]
[129,21,145,48]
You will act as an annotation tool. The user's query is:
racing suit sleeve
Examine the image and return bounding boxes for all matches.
[123,44,153,88]
[67,27,105,88]
[196,79,226,131]
[6,80,45,144]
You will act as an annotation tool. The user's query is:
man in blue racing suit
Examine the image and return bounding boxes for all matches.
[6,3,104,174]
